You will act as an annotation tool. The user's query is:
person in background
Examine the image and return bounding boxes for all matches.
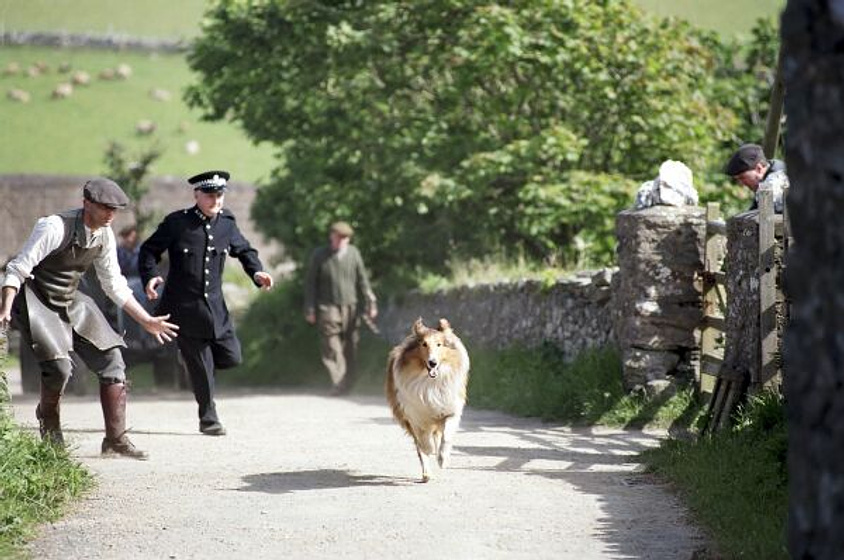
[0,178,179,458]
[139,170,274,436]
[304,221,377,396]
[724,143,788,213]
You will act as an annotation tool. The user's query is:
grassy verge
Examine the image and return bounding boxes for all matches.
[468,342,704,430]
[0,419,93,557]
[643,391,788,559]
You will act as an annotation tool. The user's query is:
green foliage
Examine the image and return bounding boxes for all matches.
[643,390,787,559]
[220,278,390,389]
[102,141,162,235]
[186,0,741,282]
[0,418,93,554]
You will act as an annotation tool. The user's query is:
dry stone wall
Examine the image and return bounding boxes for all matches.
[1,31,186,52]
[379,270,616,358]
[0,174,281,266]
[613,206,706,391]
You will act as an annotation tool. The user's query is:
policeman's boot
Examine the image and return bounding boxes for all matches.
[100,382,148,460]
[35,384,64,445]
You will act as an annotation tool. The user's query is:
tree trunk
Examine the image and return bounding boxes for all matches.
[782,1,844,557]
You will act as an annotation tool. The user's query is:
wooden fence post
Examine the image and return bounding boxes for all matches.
[757,187,780,390]
[699,203,727,395]
[0,327,9,420]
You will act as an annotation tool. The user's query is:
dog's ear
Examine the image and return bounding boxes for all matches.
[413,317,426,338]
[437,318,452,333]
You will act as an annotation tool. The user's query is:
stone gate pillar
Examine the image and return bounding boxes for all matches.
[614,206,706,392]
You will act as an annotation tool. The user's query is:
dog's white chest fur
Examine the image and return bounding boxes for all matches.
[394,365,465,426]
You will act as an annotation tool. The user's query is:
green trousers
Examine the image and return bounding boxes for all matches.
[317,304,360,388]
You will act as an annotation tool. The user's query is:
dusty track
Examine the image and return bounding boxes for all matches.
[11,391,704,559]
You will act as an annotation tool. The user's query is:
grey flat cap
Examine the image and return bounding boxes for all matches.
[83,178,130,209]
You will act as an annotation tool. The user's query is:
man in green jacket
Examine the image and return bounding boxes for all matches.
[304,221,376,395]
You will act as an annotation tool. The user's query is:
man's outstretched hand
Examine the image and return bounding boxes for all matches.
[142,314,179,344]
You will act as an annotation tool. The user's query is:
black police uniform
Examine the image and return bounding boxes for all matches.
[138,174,265,432]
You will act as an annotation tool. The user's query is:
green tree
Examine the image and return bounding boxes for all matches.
[102,141,162,235]
[186,0,737,283]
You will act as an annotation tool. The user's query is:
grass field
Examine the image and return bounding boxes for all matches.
[0,45,276,182]
[0,0,785,38]
[0,0,208,39]
[636,0,786,36]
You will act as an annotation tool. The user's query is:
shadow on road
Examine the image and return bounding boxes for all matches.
[238,469,413,494]
[451,422,706,559]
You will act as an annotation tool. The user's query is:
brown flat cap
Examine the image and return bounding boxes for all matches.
[83,178,130,209]
[330,221,354,237]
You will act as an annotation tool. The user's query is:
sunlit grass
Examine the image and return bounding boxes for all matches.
[643,391,788,559]
[0,45,276,183]
[418,255,582,294]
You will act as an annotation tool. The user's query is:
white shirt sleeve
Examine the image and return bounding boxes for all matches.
[93,227,133,307]
[2,215,65,290]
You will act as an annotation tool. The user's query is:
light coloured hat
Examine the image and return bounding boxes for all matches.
[330,221,354,237]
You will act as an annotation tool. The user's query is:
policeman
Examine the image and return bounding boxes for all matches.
[139,171,274,435]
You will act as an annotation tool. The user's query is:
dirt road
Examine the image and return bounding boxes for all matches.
[11,391,704,559]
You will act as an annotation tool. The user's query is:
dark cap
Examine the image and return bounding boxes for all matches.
[188,170,230,193]
[83,178,130,209]
[330,221,354,237]
[724,144,766,176]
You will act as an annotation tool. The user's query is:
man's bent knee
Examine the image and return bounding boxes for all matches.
[96,348,126,384]
[40,359,73,392]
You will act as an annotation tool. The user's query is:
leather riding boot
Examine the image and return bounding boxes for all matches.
[99,383,148,460]
[36,384,64,445]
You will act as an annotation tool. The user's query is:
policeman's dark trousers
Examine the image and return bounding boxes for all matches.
[176,332,242,426]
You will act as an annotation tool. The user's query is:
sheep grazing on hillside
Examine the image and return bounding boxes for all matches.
[26,65,41,78]
[149,88,172,102]
[4,62,20,76]
[71,71,91,86]
[51,83,74,100]
[99,68,116,80]
[7,89,31,103]
[58,62,72,73]
[185,140,200,155]
[136,120,157,135]
[116,63,132,79]
[34,61,49,73]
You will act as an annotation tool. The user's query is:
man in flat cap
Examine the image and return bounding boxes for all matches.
[304,221,377,395]
[139,170,274,436]
[724,143,788,213]
[0,178,179,458]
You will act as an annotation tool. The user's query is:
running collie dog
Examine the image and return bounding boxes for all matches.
[385,318,470,482]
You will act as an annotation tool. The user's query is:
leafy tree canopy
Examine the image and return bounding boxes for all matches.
[186,0,773,285]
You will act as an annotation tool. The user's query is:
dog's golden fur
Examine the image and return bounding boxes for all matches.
[385,317,470,482]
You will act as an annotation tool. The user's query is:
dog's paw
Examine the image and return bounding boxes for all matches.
[438,443,452,468]
[421,473,431,483]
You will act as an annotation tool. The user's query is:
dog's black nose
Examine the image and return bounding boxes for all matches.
[427,359,438,369]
